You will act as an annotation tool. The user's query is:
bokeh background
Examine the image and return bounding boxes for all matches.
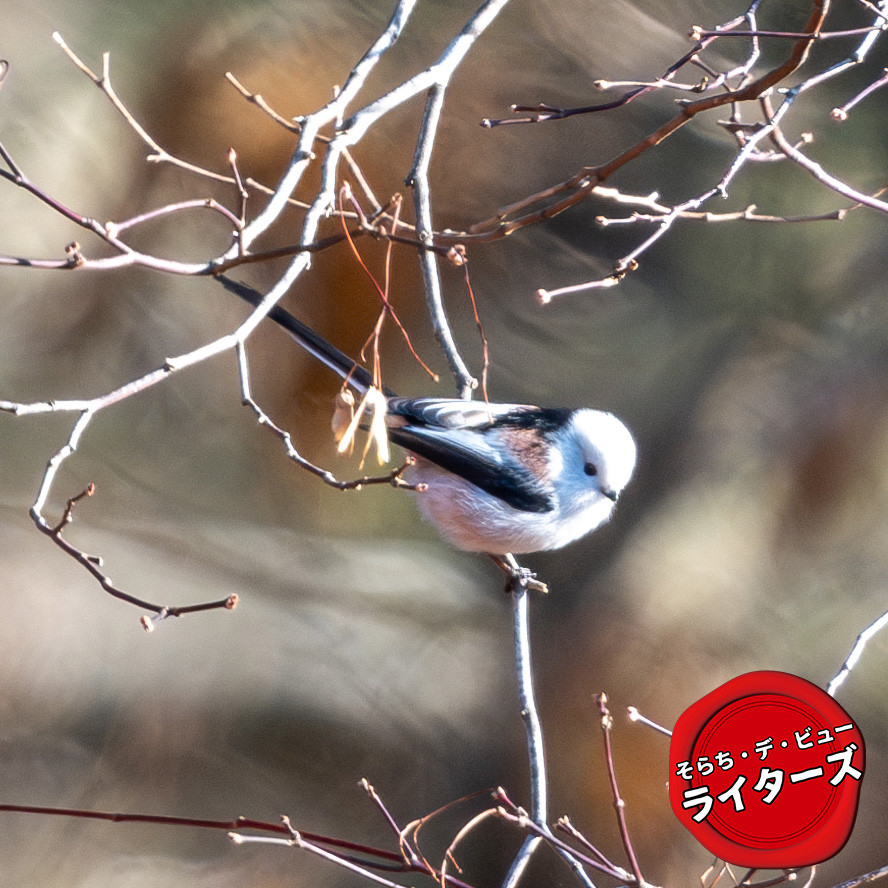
[1,0,887,885]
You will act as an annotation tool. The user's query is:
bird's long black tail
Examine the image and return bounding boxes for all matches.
[219,275,392,396]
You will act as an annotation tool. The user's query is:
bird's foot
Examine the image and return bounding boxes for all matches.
[490,554,549,595]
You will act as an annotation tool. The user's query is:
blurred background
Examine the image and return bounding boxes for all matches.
[1,0,888,885]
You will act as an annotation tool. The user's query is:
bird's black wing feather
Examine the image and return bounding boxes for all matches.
[388,423,555,514]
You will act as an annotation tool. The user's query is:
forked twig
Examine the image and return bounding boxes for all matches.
[36,482,237,629]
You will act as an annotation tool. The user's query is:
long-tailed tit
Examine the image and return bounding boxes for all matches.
[384,397,635,555]
[230,283,636,558]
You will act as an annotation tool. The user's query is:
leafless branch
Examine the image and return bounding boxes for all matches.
[594,694,645,886]
[827,607,888,697]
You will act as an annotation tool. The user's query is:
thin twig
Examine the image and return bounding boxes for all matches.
[235,342,417,491]
[690,26,880,40]
[832,67,888,120]
[555,816,630,879]
[494,791,601,888]
[53,32,236,186]
[594,694,645,887]
[768,103,888,214]
[626,707,672,738]
[828,864,888,888]
[827,607,888,696]
[337,184,438,383]
[471,0,829,247]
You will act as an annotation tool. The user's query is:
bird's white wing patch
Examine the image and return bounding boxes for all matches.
[387,398,530,430]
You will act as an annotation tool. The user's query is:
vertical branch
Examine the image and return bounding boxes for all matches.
[343,0,513,398]
[501,585,546,888]
[406,0,514,397]
[500,567,598,888]
[411,83,476,397]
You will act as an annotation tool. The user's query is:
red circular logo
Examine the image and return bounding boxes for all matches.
[669,672,864,867]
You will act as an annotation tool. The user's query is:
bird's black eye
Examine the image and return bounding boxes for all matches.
[584,462,598,477]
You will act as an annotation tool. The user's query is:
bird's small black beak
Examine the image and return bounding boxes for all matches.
[602,488,619,503]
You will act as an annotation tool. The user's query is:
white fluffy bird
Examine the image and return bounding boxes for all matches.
[237,286,637,559]
[384,397,636,555]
